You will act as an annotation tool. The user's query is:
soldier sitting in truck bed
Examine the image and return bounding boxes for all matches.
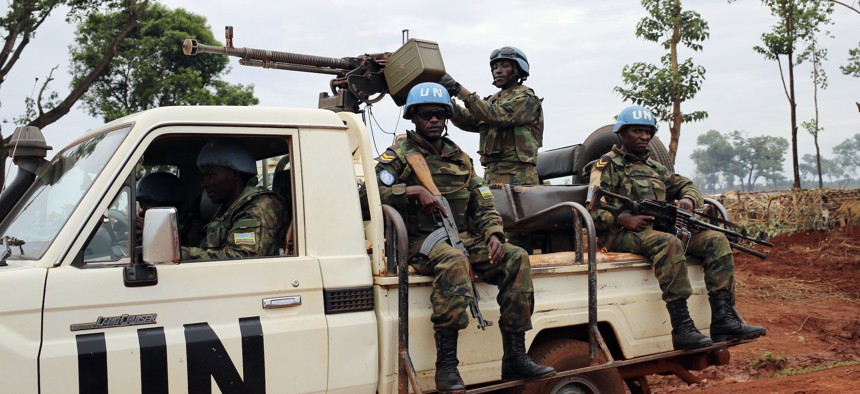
[180,139,285,262]
[376,83,555,392]
[587,105,766,350]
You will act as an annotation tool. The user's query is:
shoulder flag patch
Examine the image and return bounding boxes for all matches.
[478,186,493,199]
[234,232,257,245]
[594,154,611,170]
[375,149,398,163]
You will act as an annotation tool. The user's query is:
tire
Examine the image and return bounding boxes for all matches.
[575,125,616,184]
[519,339,625,394]
[574,126,675,184]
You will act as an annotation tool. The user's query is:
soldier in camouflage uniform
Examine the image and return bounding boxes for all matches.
[377,83,554,392]
[587,105,765,351]
[438,46,543,186]
[181,139,285,262]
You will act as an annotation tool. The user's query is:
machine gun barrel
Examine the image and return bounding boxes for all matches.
[182,38,354,75]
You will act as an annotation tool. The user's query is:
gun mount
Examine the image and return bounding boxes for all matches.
[183,26,445,113]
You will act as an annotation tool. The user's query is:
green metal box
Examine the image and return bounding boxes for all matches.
[384,39,446,105]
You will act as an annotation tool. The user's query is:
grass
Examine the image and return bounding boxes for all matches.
[749,351,785,369]
[771,360,859,378]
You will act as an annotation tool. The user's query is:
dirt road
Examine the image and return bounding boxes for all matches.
[650,225,860,393]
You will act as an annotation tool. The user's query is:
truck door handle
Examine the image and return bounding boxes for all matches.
[262,296,302,309]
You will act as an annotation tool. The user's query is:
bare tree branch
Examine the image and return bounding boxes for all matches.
[27,0,149,129]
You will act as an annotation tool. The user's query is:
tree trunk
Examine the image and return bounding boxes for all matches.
[787,2,801,189]
[812,41,823,189]
[668,0,682,165]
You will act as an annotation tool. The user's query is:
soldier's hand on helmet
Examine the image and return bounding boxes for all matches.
[486,234,505,264]
[616,212,654,232]
[406,185,447,215]
[676,198,694,211]
[438,73,461,97]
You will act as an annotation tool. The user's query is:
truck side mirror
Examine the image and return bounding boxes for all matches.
[123,207,180,287]
[142,207,181,264]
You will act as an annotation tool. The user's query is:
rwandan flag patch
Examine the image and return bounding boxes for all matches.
[478,186,493,199]
[234,232,256,245]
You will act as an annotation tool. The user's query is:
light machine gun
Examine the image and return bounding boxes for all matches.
[404,153,493,330]
[183,27,445,113]
[589,187,774,259]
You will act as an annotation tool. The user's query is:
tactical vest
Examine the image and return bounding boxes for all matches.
[201,187,280,249]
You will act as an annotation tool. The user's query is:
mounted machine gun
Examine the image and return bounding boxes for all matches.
[183,27,445,113]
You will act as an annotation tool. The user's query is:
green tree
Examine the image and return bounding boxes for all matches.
[842,44,860,77]
[798,32,830,189]
[614,0,709,164]
[1,0,148,189]
[833,133,860,182]
[743,0,833,189]
[800,153,844,184]
[69,4,257,121]
[690,129,735,192]
[728,131,789,191]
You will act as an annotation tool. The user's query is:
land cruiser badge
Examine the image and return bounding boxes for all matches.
[70,313,157,331]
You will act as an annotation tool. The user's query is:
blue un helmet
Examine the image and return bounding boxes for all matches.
[489,46,530,78]
[196,138,257,175]
[614,105,658,133]
[402,82,454,119]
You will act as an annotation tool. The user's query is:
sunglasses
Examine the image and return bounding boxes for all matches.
[415,109,450,121]
[490,47,525,61]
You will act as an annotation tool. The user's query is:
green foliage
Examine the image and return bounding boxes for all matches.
[70,3,258,122]
[690,129,789,191]
[833,133,860,178]
[729,131,790,191]
[614,0,710,162]
[738,218,795,239]
[615,55,708,124]
[691,130,735,192]
[841,44,860,77]
[799,153,844,182]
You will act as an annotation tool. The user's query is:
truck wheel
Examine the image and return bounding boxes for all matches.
[574,125,674,184]
[519,338,625,394]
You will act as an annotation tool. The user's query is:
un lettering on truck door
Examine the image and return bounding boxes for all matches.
[38,129,329,393]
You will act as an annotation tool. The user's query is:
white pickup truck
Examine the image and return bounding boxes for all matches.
[0,106,750,393]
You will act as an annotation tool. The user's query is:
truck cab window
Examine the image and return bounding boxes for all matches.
[82,186,132,266]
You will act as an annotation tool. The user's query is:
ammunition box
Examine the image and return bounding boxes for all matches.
[384,39,446,104]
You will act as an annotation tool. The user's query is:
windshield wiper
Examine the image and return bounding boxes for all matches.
[0,236,25,266]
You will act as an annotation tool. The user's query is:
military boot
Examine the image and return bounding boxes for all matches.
[434,329,465,393]
[666,299,713,350]
[500,331,556,381]
[710,294,766,342]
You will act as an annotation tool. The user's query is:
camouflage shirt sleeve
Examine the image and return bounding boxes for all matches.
[376,150,409,208]
[451,100,480,133]
[587,160,619,231]
[662,168,704,208]
[458,88,541,128]
[466,174,505,242]
[181,194,284,261]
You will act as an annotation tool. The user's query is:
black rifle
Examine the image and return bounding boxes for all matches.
[589,187,773,259]
[405,153,493,330]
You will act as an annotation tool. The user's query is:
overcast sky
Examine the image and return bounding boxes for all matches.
[1,0,857,182]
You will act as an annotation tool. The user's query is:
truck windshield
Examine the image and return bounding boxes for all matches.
[0,126,130,261]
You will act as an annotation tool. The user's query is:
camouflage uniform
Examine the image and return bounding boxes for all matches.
[588,145,734,303]
[451,85,543,185]
[181,182,284,262]
[376,130,535,332]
